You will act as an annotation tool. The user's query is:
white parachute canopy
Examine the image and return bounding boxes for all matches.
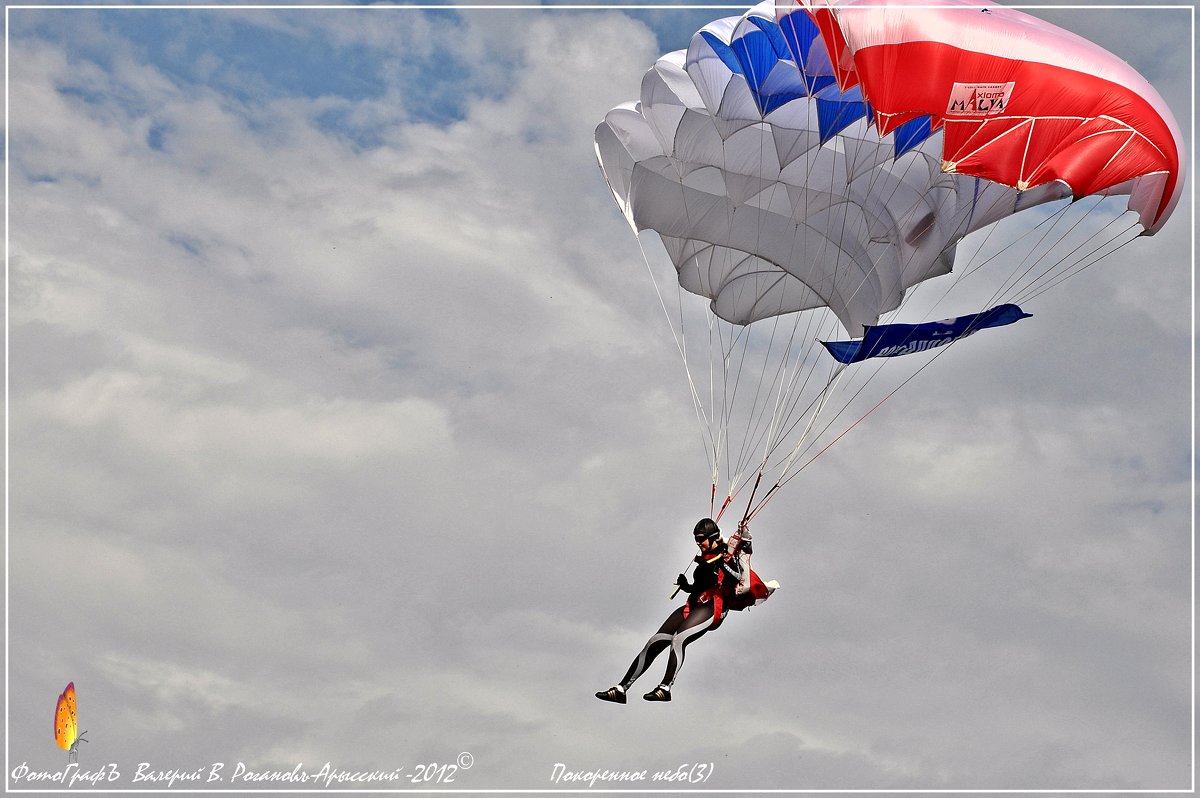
[595,18,1054,339]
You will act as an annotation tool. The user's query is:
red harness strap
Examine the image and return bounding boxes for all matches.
[681,555,729,629]
[708,577,726,628]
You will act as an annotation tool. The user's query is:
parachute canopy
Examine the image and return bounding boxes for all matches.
[595,0,1183,339]
[593,1,1183,520]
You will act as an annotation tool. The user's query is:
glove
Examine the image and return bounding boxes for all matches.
[676,573,692,592]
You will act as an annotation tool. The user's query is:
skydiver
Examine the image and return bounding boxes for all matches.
[595,518,756,703]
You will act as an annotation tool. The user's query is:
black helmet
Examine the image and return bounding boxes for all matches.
[693,518,721,542]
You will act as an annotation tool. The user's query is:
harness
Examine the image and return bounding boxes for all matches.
[681,551,734,628]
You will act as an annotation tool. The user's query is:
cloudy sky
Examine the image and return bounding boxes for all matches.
[6,1,1192,793]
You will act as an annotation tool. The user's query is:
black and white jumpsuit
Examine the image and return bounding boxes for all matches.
[618,553,742,690]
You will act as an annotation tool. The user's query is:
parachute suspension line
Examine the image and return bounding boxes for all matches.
[789,182,1051,475]
[1007,212,1142,306]
[763,313,973,510]
[709,304,727,492]
[951,193,1117,323]
[712,285,763,474]
[726,304,821,506]
[739,126,858,487]
[703,334,724,498]
[955,196,1069,284]
[660,98,746,506]
[723,241,832,501]
[725,125,923,491]
[987,195,1106,305]
[773,363,847,476]
[733,35,786,463]
[1015,219,1142,305]
[766,313,877,469]
[741,470,765,527]
[759,161,1020,479]
[743,364,848,523]
[676,271,723,484]
[721,49,817,503]
[828,149,931,325]
[760,309,828,468]
[745,336,843,478]
[714,318,744,497]
[713,490,735,524]
[763,348,843,468]
[709,263,778,506]
[704,66,757,510]
[714,301,758,499]
[775,148,942,466]
[745,309,840,487]
[779,187,1100,481]
[730,243,821,479]
[735,304,814,499]
[707,46,845,510]
[726,305,786,496]
[949,192,1141,323]
[632,230,721,486]
[997,203,1116,306]
[802,139,1006,472]
[954,204,1009,279]
[709,203,760,502]
[955,190,1044,282]
[763,120,861,467]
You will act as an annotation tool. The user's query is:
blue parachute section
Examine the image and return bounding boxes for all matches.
[822,304,1032,364]
[705,9,936,150]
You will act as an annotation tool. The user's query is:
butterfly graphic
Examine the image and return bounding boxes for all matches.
[53,682,87,762]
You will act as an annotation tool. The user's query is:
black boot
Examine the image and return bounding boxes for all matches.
[595,686,627,704]
[643,685,671,702]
